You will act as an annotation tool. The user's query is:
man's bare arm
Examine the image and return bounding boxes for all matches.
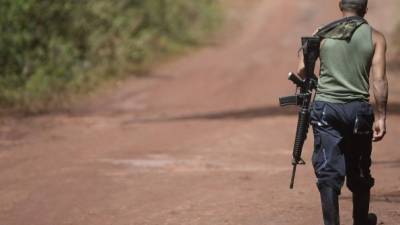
[371,30,388,142]
[297,53,305,78]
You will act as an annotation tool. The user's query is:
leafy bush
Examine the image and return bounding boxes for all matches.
[0,0,221,111]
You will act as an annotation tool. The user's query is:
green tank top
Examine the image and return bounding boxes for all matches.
[315,23,374,103]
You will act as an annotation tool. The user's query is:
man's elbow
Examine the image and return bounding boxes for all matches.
[297,67,305,78]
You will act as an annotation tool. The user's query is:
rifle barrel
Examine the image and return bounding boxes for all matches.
[289,164,297,189]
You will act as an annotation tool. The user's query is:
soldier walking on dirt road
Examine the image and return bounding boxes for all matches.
[297,0,388,225]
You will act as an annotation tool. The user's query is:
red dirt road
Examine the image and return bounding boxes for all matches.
[1,1,400,225]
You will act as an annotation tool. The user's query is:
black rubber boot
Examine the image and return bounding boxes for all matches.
[319,186,340,225]
[352,190,377,225]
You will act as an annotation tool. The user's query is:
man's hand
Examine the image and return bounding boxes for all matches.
[373,118,386,142]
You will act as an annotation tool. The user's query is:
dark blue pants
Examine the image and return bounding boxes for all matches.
[311,101,375,194]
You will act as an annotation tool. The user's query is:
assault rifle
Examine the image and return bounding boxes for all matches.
[279,37,320,189]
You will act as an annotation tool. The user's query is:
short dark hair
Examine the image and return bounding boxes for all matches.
[340,0,368,16]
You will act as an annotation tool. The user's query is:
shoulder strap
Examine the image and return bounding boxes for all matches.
[298,17,367,54]
[315,16,367,37]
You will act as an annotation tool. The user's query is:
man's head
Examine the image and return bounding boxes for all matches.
[339,0,368,17]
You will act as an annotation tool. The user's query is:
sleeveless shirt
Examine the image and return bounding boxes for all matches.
[315,23,374,103]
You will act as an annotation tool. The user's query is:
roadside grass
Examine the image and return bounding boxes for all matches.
[0,0,222,113]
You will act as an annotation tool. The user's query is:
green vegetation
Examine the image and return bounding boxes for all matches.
[0,0,222,112]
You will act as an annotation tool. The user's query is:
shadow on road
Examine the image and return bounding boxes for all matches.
[341,191,400,204]
[373,159,400,168]
[124,105,297,124]
[124,103,400,124]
